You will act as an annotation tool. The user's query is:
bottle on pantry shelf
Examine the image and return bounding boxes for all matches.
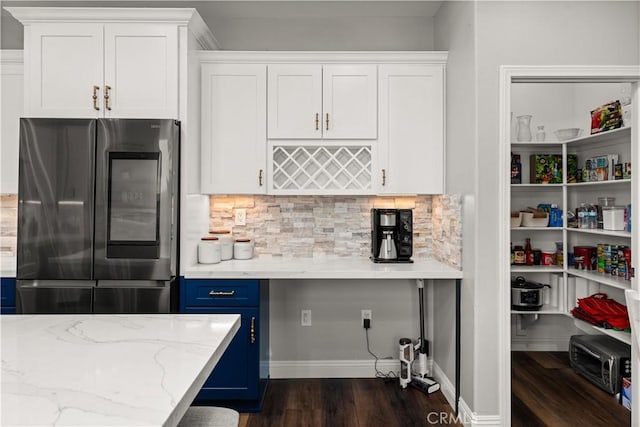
[535,125,546,142]
[525,238,533,266]
[514,245,525,265]
[511,242,514,265]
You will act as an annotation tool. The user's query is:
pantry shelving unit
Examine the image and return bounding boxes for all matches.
[510,125,633,342]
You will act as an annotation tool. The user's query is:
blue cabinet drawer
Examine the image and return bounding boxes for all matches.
[1,278,16,308]
[183,279,259,308]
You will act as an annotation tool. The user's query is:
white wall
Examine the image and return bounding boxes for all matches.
[433,0,477,411]
[436,0,640,420]
[473,0,640,418]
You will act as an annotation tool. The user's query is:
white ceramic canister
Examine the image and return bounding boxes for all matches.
[209,230,233,260]
[198,236,221,264]
[233,238,254,260]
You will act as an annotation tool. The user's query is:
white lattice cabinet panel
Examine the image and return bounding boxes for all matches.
[269,143,373,194]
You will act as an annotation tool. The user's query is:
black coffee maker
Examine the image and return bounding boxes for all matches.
[370,208,413,263]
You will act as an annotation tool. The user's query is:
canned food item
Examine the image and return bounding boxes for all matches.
[541,251,555,266]
[604,244,612,274]
[611,246,619,276]
[597,244,605,273]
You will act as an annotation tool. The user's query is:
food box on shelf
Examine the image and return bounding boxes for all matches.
[530,154,577,184]
[621,377,631,410]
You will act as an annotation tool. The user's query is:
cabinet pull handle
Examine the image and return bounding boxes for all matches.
[250,316,256,344]
[382,169,386,186]
[259,169,263,186]
[104,85,112,111]
[208,290,235,297]
[92,85,100,111]
[315,113,319,131]
[325,113,329,131]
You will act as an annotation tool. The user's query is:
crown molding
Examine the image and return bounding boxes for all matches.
[0,49,23,64]
[6,6,199,25]
[198,50,448,64]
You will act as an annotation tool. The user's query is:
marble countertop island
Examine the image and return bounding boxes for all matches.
[1,314,240,427]
[185,256,462,280]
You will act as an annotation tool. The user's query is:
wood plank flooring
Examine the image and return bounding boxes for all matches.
[512,351,631,426]
[239,378,460,427]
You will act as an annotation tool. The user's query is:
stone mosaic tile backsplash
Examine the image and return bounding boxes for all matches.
[209,195,462,268]
[0,193,462,268]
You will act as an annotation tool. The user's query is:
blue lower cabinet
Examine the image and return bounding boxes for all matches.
[179,278,269,412]
[1,278,16,314]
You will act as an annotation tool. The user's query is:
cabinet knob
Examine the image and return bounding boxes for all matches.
[104,85,112,111]
[382,169,386,186]
[92,86,100,111]
[325,113,329,131]
[208,290,235,297]
[250,316,256,344]
[259,169,264,186]
[315,113,319,131]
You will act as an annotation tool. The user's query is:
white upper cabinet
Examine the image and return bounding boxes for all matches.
[267,64,377,139]
[8,8,184,119]
[322,65,377,139]
[0,50,24,194]
[103,24,178,118]
[26,23,103,118]
[201,64,267,194]
[377,64,445,194]
[267,65,322,139]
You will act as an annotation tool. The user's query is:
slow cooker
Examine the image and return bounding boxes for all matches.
[511,276,550,311]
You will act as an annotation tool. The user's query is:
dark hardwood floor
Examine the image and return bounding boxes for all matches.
[239,378,460,427]
[512,351,631,426]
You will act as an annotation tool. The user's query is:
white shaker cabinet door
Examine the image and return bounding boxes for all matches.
[322,64,377,139]
[25,23,103,118]
[377,64,444,194]
[103,24,178,119]
[201,64,267,194]
[267,64,322,139]
[0,51,23,194]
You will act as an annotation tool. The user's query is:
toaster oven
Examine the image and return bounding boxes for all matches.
[569,334,631,395]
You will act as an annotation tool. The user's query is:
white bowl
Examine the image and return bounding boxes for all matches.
[554,128,582,141]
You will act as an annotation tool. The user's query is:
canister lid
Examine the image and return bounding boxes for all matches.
[602,206,625,210]
[210,229,231,234]
[235,238,251,243]
[201,236,219,241]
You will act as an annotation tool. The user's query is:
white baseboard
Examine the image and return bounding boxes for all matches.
[432,362,503,427]
[511,337,569,352]
[269,359,400,379]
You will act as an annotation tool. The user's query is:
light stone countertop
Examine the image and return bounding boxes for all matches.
[185,256,462,280]
[1,314,240,427]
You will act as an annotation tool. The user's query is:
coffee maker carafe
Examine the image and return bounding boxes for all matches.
[370,208,413,263]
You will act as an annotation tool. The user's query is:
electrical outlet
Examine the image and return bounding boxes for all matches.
[361,309,372,328]
[301,309,312,326]
[234,208,246,226]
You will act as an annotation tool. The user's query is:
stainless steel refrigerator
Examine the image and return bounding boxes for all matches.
[16,118,179,314]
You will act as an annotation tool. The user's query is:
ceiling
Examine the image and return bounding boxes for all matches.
[1,1,444,50]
